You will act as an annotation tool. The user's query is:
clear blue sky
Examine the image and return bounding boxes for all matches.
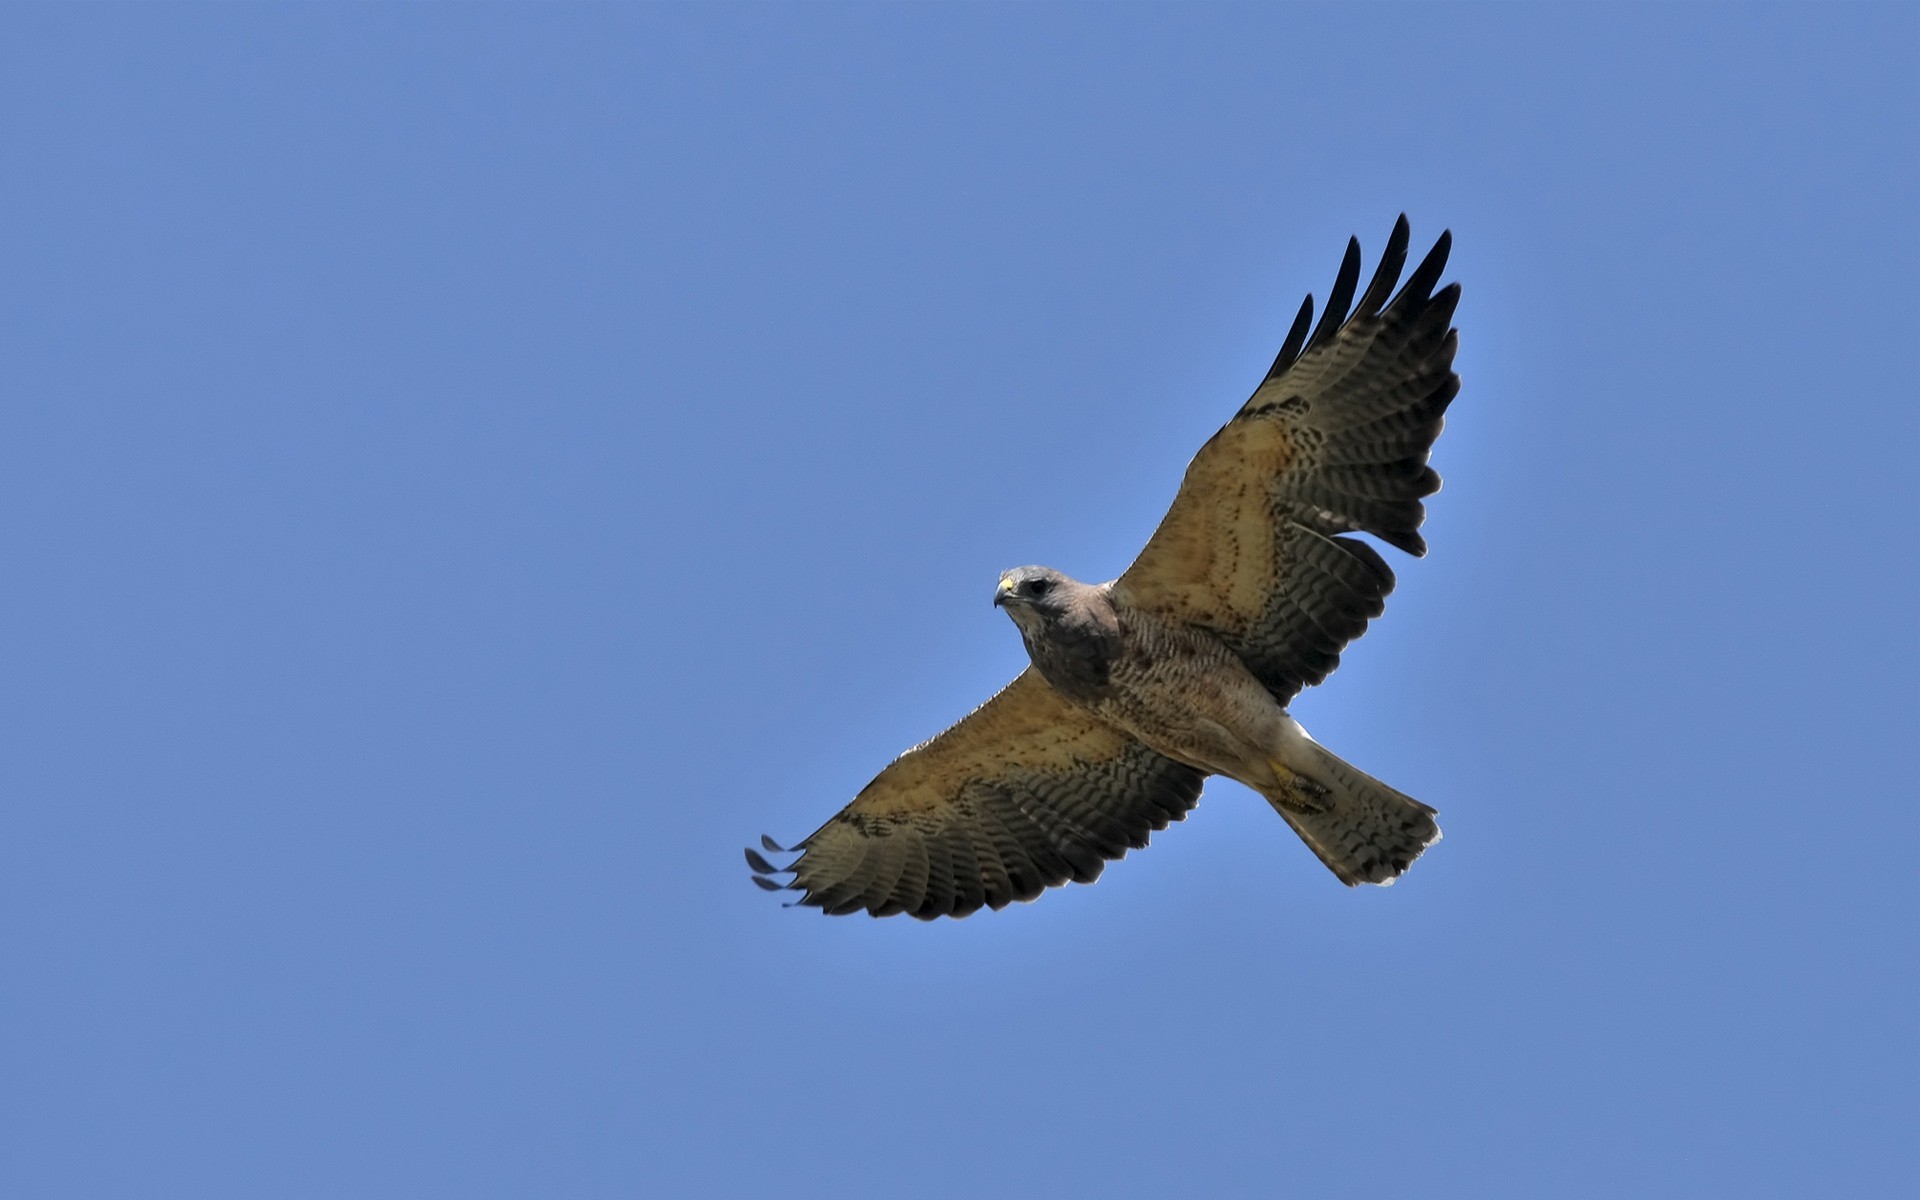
[3,5,1914,1198]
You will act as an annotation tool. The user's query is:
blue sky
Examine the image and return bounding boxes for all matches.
[2,4,1914,1198]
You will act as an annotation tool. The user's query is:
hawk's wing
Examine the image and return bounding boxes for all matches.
[747,669,1205,918]
[1113,217,1460,704]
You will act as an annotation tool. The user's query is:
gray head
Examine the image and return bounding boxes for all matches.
[992,565,1078,634]
[992,565,1119,700]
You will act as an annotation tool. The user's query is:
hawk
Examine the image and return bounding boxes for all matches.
[747,217,1460,918]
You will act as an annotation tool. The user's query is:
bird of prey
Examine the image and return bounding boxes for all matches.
[747,217,1460,918]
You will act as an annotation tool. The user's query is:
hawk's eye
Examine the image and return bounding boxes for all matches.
[1027,578,1052,596]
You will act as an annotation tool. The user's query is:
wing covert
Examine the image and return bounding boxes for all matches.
[748,670,1206,918]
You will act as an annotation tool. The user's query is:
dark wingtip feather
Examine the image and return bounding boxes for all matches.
[1356,216,1412,317]
[1394,229,1452,309]
[760,835,787,853]
[749,875,785,892]
[1306,237,1362,351]
[1265,294,1315,381]
[1377,528,1429,557]
[744,847,789,875]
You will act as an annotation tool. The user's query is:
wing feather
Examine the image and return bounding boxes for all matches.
[916,829,960,919]
[1117,218,1460,703]
[871,830,926,918]
[756,670,1206,918]
[941,819,989,917]
[1264,295,1315,381]
[979,793,1065,901]
[1305,237,1361,352]
[1352,215,1411,318]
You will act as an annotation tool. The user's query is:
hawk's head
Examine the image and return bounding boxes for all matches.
[993,565,1075,633]
[994,565,1120,699]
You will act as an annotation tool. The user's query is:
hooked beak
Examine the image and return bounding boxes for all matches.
[993,577,1018,607]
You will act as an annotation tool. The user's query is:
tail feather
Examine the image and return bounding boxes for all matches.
[1265,738,1440,886]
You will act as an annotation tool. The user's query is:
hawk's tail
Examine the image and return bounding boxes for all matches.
[1263,735,1440,886]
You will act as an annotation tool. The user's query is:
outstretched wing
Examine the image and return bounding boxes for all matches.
[1114,216,1460,704]
[747,670,1205,919]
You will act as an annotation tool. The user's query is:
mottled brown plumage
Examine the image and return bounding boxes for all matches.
[749,217,1459,917]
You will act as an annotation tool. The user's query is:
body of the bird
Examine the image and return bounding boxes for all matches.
[1009,577,1301,795]
[750,216,1459,916]
[998,568,1439,887]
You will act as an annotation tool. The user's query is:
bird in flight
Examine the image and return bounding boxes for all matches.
[747,217,1460,918]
